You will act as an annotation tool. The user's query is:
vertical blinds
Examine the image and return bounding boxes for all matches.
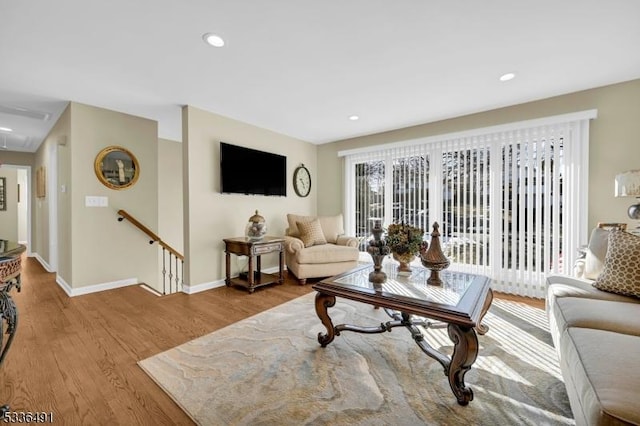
[342,112,594,298]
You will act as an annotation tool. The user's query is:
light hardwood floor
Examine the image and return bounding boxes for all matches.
[1,257,543,425]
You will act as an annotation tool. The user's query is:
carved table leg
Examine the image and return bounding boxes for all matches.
[476,288,493,335]
[315,292,336,347]
[447,324,478,406]
[0,286,18,413]
[225,251,231,286]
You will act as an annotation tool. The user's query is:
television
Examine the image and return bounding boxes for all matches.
[220,142,287,196]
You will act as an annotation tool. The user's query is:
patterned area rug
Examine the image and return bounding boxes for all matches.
[139,292,574,425]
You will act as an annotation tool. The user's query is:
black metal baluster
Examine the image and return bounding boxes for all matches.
[181,260,184,292]
[168,253,174,295]
[175,256,179,293]
[161,248,167,295]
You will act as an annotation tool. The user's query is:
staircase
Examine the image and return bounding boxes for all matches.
[117,209,184,295]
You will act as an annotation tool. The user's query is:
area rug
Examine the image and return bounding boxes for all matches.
[139,293,574,425]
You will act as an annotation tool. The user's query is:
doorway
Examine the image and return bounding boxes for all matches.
[0,164,31,253]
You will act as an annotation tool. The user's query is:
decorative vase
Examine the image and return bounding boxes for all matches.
[367,220,390,286]
[392,251,415,276]
[245,210,267,241]
[420,222,450,286]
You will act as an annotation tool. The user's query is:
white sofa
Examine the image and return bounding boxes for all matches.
[283,213,359,285]
[546,226,640,426]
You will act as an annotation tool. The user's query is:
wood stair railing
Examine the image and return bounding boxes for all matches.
[117,209,184,295]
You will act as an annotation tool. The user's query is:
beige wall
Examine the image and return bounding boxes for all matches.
[318,78,640,235]
[17,169,28,242]
[158,138,183,253]
[34,113,60,264]
[0,145,37,250]
[158,137,184,291]
[35,104,71,274]
[34,103,159,288]
[66,102,159,289]
[0,151,35,168]
[0,168,19,241]
[54,106,72,281]
[183,106,316,286]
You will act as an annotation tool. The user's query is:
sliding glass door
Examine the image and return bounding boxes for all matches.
[342,112,593,297]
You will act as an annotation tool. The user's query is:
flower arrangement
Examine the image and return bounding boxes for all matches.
[385,223,425,256]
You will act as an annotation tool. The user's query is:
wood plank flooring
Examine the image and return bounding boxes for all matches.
[1,257,544,425]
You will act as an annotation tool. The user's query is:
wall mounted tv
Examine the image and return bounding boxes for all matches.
[220,142,287,196]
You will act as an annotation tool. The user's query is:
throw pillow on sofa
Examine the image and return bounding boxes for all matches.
[297,219,327,247]
[593,230,640,298]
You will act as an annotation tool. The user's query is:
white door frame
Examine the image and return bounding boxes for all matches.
[48,142,58,272]
[2,164,32,254]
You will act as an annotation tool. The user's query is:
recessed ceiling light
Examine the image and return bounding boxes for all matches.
[499,72,516,82]
[348,115,359,121]
[0,127,13,132]
[202,33,225,47]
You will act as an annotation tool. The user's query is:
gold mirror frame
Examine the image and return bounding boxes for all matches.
[94,146,140,190]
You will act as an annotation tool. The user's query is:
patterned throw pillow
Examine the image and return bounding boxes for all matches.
[593,230,640,298]
[296,219,327,248]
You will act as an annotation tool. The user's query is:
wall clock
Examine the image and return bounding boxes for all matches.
[293,164,311,197]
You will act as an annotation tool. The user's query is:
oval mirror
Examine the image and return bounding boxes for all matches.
[94,146,140,190]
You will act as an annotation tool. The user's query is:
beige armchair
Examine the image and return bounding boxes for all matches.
[284,213,359,285]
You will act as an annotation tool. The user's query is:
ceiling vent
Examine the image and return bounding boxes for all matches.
[0,104,51,121]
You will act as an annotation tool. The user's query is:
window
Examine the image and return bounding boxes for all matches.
[342,111,595,298]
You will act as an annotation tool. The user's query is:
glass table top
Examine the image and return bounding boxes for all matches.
[327,263,485,309]
[0,240,26,258]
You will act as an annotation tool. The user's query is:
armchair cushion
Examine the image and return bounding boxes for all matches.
[593,230,640,299]
[286,213,344,243]
[318,214,344,244]
[297,219,327,248]
[295,244,360,264]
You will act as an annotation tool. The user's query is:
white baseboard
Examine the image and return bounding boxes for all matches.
[69,278,139,297]
[183,266,283,295]
[31,252,54,272]
[182,279,226,294]
[56,276,73,297]
[30,254,284,297]
[31,252,138,297]
[261,266,281,274]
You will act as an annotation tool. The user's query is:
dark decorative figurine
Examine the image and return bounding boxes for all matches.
[367,220,390,285]
[420,222,450,286]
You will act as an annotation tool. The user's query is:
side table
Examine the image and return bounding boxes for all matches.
[0,241,26,416]
[223,236,284,293]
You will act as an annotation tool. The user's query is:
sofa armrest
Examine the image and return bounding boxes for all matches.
[546,273,594,287]
[574,258,586,279]
[284,236,304,254]
[336,236,359,248]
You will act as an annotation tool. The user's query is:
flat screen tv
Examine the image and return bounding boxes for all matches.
[220,142,287,196]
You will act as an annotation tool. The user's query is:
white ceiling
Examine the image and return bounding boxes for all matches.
[1,1,640,153]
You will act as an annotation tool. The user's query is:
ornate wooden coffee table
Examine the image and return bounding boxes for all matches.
[312,264,493,406]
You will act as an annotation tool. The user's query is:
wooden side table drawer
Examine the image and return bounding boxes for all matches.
[252,242,282,255]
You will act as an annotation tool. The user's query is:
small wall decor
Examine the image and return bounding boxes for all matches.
[36,166,46,198]
[94,146,140,190]
[0,177,5,210]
